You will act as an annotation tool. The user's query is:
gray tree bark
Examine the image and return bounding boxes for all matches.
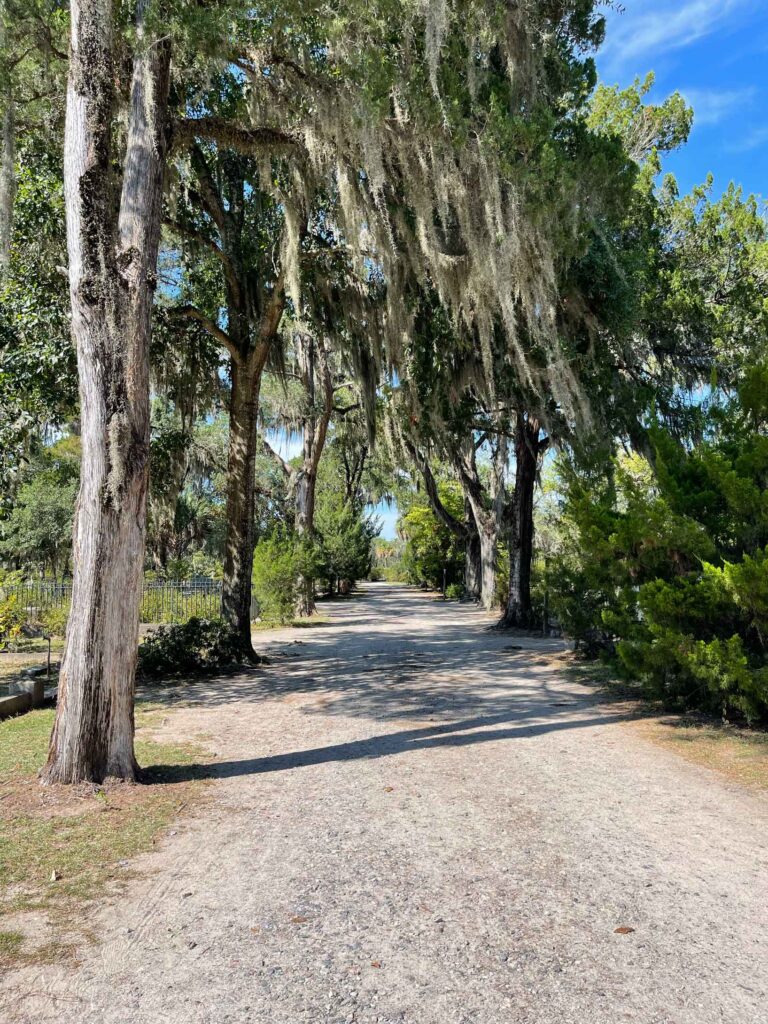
[221,352,263,653]
[453,444,498,611]
[463,504,482,602]
[44,0,171,783]
[220,277,283,656]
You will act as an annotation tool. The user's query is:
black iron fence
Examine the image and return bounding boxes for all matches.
[1,579,239,624]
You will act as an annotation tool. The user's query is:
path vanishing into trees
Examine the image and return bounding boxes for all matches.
[6,583,768,1023]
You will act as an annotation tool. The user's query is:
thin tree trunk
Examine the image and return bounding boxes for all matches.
[0,94,14,271]
[499,414,540,629]
[463,500,481,601]
[221,353,262,656]
[476,522,497,609]
[293,336,333,617]
[44,2,171,784]
[454,447,497,611]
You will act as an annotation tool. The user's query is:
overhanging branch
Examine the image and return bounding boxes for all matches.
[172,305,241,362]
[173,117,299,157]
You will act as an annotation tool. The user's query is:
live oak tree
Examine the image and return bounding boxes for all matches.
[41,0,642,781]
[167,144,291,657]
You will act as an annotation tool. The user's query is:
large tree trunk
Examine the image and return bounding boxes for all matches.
[221,353,262,656]
[499,414,540,629]
[44,2,171,784]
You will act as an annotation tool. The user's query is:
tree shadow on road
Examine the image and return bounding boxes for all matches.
[141,584,628,784]
[145,702,630,784]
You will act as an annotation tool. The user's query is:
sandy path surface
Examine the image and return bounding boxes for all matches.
[4,583,767,1024]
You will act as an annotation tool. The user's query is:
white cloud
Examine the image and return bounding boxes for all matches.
[680,86,756,126]
[599,0,751,76]
[728,124,768,152]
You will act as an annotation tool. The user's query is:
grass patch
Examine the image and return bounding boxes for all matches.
[562,652,768,789]
[0,703,210,967]
[252,615,331,631]
[0,929,23,963]
[0,709,54,775]
[633,717,768,791]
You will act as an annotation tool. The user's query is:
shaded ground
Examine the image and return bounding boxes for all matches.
[2,583,767,1023]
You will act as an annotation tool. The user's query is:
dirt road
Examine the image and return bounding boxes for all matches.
[5,583,768,1023]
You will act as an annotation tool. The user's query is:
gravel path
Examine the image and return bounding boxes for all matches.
[4,583,768,1023]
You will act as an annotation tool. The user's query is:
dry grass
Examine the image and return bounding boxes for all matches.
[0,648,61,688]
[0,702,211,968]
[558,652,768,790]
[252,615,331,632]
[631,717,768,791]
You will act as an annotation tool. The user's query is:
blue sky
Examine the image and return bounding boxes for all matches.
[597,0,768,200]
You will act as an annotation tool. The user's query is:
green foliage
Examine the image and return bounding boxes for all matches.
[587,74,692,164]
[315,490,377,591]
[0,436,79,578]
[0,151,74,494]
[550,419,768,720]
[252,532,320,624]
[39,603,69,638]
[137,618,243,680]
[0,593,24,650]
[399,481,464,590]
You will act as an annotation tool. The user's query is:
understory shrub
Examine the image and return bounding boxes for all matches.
[398,483,464,591]
[377,564,407,582]
[548,439,768,722]
[40,603,70,637]
[0,594,25,650]
[252,532,320,623]
[137,618,243,680]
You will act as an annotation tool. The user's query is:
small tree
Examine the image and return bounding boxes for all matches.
[0,438,79,579]
[316,490,378,593]
[399,482,465,592]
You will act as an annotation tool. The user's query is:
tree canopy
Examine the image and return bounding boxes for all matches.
[0,0,767,784]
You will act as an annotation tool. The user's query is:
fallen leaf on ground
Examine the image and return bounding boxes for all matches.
[383,786,394,792]
[370,961,382,968]
[614,926,635,934]
[290,915,310,924]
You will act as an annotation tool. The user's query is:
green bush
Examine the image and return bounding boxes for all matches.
[315,494,377,591]
[398,483,464,590]
[379,565,407,582]
[548,441,768,721]
[445,582,463,600]
[0,594,25,651]
[40,603,70,637]
[252,532,316,624]
[137,618,243,680]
